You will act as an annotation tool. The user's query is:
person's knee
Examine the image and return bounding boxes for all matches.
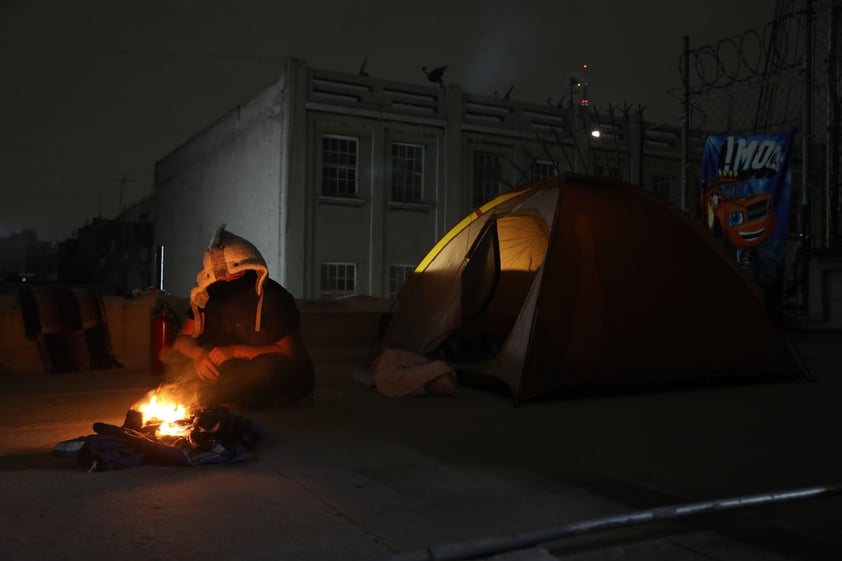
[223,354,314,408]
[262,354,314,402]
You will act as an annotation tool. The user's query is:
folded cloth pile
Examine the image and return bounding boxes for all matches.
[372,348,458,397]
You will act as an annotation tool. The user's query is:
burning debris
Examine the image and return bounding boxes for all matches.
[131,386,196,439]
[53,385,264,471]
[135,395,191,437]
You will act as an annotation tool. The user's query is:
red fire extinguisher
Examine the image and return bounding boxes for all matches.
[150,302,178,374]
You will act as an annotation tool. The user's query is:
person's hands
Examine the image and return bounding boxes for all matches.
[208,345,238,367]
[193,349,221,380]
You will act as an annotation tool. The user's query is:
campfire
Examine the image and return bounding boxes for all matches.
[129,385,198,440]
[134,394,193,437]
[53,384,264,471]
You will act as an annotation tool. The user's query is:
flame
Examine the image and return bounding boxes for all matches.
[135,394,192,437]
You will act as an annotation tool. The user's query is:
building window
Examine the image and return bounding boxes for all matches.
[391,143,425,202]
[529,160,557,181]
[320,262,357,298]
[594,164,620,178]
[322,135,358,197]
[389,264,415,297]
[652,174,672,200]
[473,151,502,207]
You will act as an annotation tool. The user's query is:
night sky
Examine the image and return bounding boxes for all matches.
[1,0,774,243]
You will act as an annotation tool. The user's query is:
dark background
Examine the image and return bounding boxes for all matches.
[1,0,773,243]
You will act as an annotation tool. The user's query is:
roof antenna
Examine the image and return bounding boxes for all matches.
[546,95,566,108]
[503,85,515,100]
[358,56,369,77]
[422,65,448,86]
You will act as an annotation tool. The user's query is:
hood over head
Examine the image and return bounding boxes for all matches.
[189,224,268,336]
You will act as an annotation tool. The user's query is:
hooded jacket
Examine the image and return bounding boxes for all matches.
[189,225,268,336]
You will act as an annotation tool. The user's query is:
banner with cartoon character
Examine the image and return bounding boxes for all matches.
[699,130,794,286]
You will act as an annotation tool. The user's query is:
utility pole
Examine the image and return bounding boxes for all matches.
[112,173,135,219]
[111,173,135,295]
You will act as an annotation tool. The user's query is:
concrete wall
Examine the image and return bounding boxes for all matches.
[154,67,289,299]
[790,252,842,330]
[0,295,42,374]
[104,296,159,370]
[0,294,156,374]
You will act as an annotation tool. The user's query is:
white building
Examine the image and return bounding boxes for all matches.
[154,58,683,300]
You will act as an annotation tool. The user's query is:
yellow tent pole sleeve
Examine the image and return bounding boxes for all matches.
[415,190,526,272]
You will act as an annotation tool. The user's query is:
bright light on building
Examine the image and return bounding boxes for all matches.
[591,129,601,138]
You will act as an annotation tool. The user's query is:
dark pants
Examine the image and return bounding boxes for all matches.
[166,352,314,409]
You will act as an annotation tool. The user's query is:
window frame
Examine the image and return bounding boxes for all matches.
[390,142,425,203]
[388,264,415,298]
[529,160,558,181]
[472,151,503,208]
[321,134,360,198]
[319,261,357,298]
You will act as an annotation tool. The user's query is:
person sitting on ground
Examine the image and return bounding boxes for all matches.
[169,224,314,409]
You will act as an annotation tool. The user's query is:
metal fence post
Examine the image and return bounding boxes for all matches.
[799,0,813,308]
[681,35,690,212]
[801,0,813,241]
[828,3,840,248]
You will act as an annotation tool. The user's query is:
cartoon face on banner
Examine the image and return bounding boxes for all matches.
[699,131,794,285]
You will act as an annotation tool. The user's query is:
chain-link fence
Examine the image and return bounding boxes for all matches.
[679,0,840,305]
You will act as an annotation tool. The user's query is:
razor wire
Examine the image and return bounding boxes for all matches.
[675,1,831,137]
[680,4,804,96]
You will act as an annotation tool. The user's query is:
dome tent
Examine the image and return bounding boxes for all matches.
[376,173,804,402]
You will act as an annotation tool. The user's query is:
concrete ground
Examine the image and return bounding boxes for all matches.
[1,329,841,561]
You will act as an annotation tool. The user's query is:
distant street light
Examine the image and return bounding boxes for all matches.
[591,129,601,138]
